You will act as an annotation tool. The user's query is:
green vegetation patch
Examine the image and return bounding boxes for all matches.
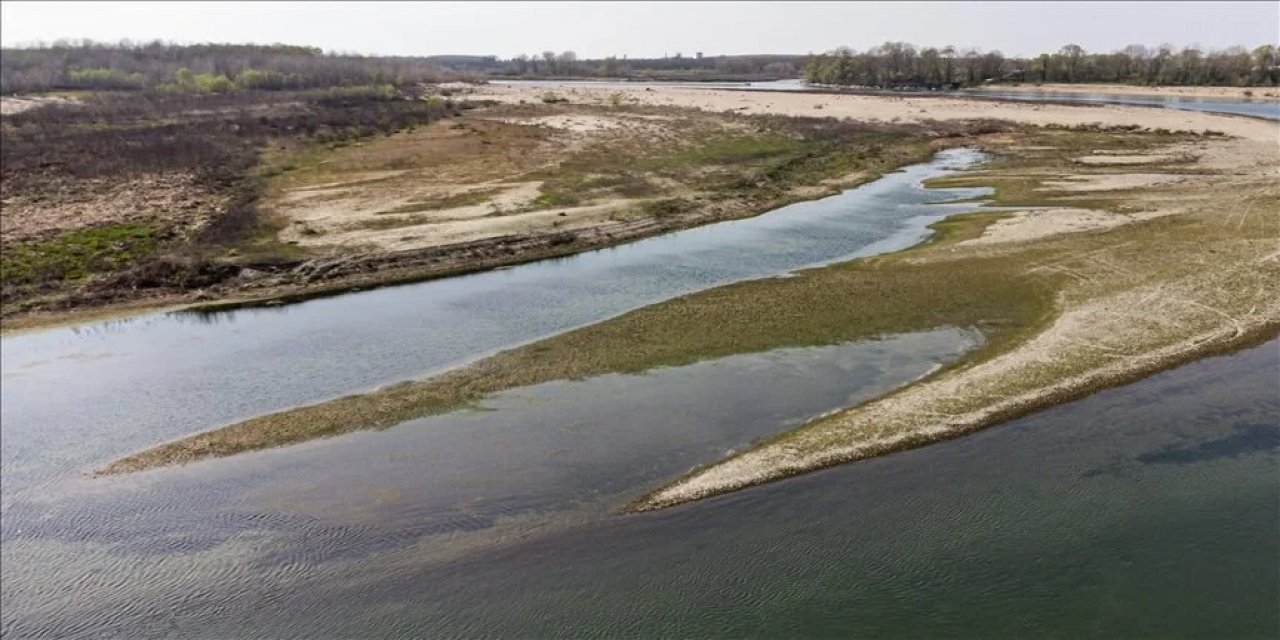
[917,211,1017,248]
[524,110,942,213]
[1,222,162,288]
[530,189,583,209]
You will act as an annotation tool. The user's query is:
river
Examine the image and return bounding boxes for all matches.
[1,109,1276,635]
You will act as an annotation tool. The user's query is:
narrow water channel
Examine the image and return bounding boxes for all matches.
[1,148,989,496]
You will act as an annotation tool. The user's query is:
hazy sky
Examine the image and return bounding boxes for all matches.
[2,1,1276,58]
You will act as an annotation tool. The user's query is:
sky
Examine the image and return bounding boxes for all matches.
[2,1,1276,59]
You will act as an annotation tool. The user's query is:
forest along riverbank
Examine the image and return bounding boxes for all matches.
[2,147,991,493]
[96,108,1277,508]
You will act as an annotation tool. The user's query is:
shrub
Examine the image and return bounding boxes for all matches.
[66,67,145,90]
[236,68,301,91]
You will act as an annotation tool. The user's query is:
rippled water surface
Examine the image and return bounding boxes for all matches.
[5,339,1275,638]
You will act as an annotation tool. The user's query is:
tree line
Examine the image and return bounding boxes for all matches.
[0,40,464,94]
[499,51,804,80]
[803,42,1280,89]
[5,40,1276,95]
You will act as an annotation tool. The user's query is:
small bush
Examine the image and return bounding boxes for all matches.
[532,190,581,208]
[66,67,145,90]
[642,198,695,218]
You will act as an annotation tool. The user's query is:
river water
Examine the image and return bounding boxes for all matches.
[2,115,1276,634]
[1,149,988,496]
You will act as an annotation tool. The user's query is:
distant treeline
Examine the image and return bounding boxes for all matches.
[0,40,470,94]
[495,51,805,80]
[804,43,1280,89]
[0,42,807,94]
[6,40,1277,95]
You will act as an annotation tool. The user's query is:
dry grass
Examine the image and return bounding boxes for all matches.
[264,103,950,252]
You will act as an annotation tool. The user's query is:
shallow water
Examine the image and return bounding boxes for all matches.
[1,148,989,496]
[4,338,1274,637]
[1,329,980,637]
